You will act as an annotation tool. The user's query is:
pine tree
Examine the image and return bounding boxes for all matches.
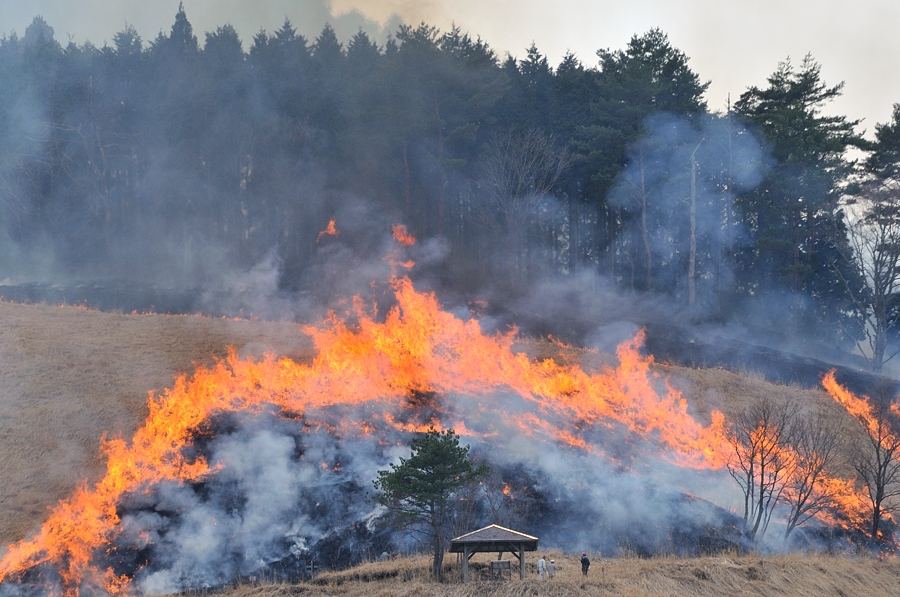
[590,29,709,290]
[734,55,863,343]
[373,429,488,581]
[867,104,900,181]
[168,2,198,55]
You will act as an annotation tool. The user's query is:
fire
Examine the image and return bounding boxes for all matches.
[383,224,416,273]
[823,371,898,445]
[0,237,777,595]
[9,246,897,595]
[815,477,870,530]
[821,371,897,533]
[391,224,415,246]
[316,219,338,242]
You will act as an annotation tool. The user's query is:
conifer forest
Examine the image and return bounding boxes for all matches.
[2,7,900,368]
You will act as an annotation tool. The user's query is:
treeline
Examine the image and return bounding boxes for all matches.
[2,7,900,359]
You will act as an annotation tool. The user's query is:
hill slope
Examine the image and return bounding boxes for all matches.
[0,301,862,546]
[0,300,312,545]
[0,300,893,597]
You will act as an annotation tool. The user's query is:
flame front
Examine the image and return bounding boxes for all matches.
[821,371,897,533]
[823,371,898,445]
[0,272,763,595]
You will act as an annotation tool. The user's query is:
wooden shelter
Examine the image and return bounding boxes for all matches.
[449,524,538,582]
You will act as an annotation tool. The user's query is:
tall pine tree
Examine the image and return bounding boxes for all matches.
[734,55,863,343]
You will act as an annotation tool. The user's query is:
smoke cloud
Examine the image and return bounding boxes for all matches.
[0,8,877,591]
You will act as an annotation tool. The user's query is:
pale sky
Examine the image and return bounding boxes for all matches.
[2,1,898,135]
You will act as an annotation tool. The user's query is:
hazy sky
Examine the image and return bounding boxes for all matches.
[2,1,898,135]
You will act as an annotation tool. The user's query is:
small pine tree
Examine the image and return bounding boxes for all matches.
[373,428,488,581]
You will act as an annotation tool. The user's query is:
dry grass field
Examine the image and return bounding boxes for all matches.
[203,552,900,597]
[0,300,896,596]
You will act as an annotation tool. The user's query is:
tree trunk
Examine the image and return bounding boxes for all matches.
[873,316,887,373]
[432,540,444,580]
[431,502,445,580]
[639,152,652,291]
[791,211,802,292]
[721,99,734,301]
[434,93,446,236]
[403,142,411,214]
[569,194,578,273]
[872,502,882,542]
[689,144,699,305]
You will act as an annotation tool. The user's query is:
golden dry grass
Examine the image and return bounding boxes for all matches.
[0,300,313,545]
[202,552,900,597]
[662,365,838,420]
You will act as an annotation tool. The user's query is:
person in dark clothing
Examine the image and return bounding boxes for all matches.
[581,552,590,576]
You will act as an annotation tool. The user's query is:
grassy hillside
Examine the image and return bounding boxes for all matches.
[0,300,894,597]
[0,301,861,546]
[0,300,312,545]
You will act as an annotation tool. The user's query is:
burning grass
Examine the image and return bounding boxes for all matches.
[0,277,895,595]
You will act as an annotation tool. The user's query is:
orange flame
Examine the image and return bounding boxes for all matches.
[823,371,898,445]
[385,225,416,273]
[316,219,338,242]
[821,371,897,533]
[814,477,870,530]
[5,279,892,594]
[0,276,742,595]
[391,224,415,246]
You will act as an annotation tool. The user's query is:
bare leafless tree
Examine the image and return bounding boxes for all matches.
[447,467,537,538]
[846,380,900,542]
[833,180,900,372]
[479,468,537,530]
[727,396,798,542]
[782,411,845,540]
[448,481,482,542]
[470,129,569,281]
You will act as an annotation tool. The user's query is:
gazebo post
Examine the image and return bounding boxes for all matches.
[463,543,470,583]
[519,542,524,580]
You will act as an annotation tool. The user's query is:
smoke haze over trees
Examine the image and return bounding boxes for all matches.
[1,7,899,364]
[6,11,900,585]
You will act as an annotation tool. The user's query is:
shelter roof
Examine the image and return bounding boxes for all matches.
[449,524,538,553]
